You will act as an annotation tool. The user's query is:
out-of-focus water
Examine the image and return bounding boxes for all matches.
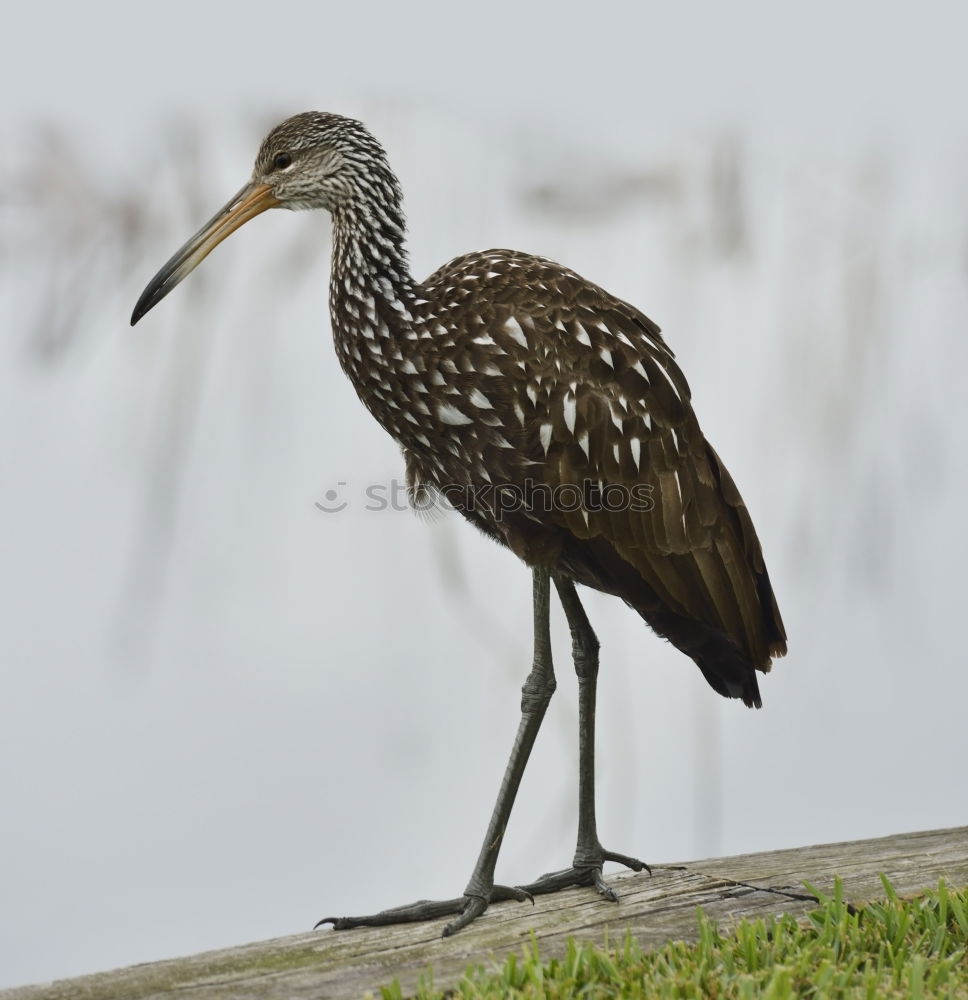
[2,98,966,988]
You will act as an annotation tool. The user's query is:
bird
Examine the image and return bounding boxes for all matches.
[131,112,787,937]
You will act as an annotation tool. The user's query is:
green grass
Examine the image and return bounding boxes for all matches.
[380,878,968,999]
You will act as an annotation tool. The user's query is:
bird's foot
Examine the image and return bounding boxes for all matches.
[518,848,650,902]
[316,883,532,937]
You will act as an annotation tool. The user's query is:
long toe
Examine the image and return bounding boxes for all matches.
[442,896,488,937]
[491,884,534,904]
[441,885,531,936]
[318,885,532,935]
[591,868,619,902]
[518,847,650,900]
[316,896,467,930]
[602,850,651,874]
[518,866,599,897]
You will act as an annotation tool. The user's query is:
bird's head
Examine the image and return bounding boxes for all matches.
[131,112,397,324]
[252,112,396,212]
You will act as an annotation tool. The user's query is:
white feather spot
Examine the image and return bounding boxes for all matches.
[612,442,620,463]
[539,423,553,454]
[600,348,614,368]
[401,359,418,375]
[513,402,526,425]
[504,317,528,348]
[630,437,641,470]
[437,403,473,426]
[563,396,577,434]
[526,384,538,405]
[468,389,492,409]
[578,431,589,458]
[632,360,649,379]
[576,328,591,347]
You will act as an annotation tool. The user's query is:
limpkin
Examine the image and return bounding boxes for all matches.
[132,112,787,936]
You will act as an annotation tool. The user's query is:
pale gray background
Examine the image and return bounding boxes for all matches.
[2,0,967,989]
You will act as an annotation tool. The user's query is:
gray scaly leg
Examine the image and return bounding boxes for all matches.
[518,575,649,900]
[319,566,556,935]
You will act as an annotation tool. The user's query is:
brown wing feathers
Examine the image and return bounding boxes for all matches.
[416,250,786,706]
[516,272,786,707]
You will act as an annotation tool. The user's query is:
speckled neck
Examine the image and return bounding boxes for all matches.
[329,186,417,329]
[326,189,429,437]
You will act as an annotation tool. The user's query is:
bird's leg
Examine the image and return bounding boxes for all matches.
[518,576,650,901]
[318,566,556,935]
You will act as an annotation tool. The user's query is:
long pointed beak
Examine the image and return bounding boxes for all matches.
[130,181,280,325]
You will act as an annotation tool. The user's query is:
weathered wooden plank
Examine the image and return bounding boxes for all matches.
[4,826,966,1000]
[687,825,968,899]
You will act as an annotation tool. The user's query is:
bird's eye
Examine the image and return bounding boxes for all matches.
[273,152,292,170]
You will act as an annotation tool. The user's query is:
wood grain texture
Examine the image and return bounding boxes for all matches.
[5,826,965,1000]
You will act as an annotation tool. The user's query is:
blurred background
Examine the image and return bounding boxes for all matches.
[2,0,967,989]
